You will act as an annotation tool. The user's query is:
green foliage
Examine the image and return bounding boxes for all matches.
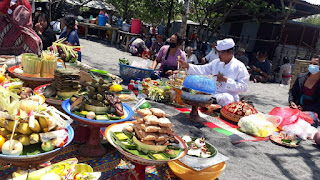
[106,0,182,25]
[79,7,90,13]
[298,16,320,26]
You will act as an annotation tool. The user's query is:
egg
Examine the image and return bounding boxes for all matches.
[314,131,320,146]
[194,137,205,147]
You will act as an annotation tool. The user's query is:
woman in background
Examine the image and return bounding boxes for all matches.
[35,13,56,50]
[289,56,320,126]
[59,14,80,46]
[151,33,186,77]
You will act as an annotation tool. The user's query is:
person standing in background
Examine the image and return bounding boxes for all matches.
[279,56,292,85]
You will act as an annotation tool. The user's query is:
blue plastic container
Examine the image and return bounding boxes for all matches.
[183,75,216,94]
[119,63,154,84]
[98,14,107,26]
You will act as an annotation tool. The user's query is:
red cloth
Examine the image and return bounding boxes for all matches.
[0,0,10,14]
[0,0,42,55]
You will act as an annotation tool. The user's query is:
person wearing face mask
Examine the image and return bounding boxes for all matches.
[151,33,187,77]
[177,38,249,106]
[289,56,320,121]
[150,35,163,54]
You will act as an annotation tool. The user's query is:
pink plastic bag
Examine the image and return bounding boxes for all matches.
[269,107,300,130]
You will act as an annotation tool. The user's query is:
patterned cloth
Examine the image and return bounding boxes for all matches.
[0,0,42,55]
[175,107,268,144]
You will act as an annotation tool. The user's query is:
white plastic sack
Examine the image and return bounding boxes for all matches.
[282,119,318,140]
[238,113,282,137]
[131,60,152,69]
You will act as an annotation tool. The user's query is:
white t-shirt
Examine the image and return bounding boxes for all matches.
[187,54,199,64]
[205,50,219,63]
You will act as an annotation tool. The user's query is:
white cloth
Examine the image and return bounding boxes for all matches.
[187,56,250,106]
[187,54,199,64]
[205,50,219,63]
[212,93,235,106]
[216,38,235,51]
[131,38,147,50]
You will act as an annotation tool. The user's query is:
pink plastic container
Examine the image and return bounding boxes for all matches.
[131,19,141,34]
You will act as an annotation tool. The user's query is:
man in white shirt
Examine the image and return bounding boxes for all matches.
[178,38,250,106]
[201,42,219,64]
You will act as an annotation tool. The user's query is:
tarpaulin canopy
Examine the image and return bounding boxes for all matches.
[65,0,115,11]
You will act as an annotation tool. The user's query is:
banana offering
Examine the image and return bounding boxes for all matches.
[0,105,73,156]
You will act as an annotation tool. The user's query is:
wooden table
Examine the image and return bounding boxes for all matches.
[78,22,118,44]
[117,30,140,52]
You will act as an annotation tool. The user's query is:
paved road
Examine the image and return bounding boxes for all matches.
[80,37,289,113]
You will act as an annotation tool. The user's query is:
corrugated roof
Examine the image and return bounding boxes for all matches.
[302,0,320,6]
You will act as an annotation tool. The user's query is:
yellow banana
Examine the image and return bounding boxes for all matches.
[6,133,18,140]
[4,120,16,132]
[17,135,31,145]
[17,123,33,135]
[29,133,40,144]
[38,116,48,129]
[0,117,5,127]
[29,119,41,133]
[0,128,10,136]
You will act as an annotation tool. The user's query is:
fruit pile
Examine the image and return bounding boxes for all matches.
[0,87,73,156]
[70,77,125,120]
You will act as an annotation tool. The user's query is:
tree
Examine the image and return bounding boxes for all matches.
[298,15,320,26]
[180,0,190,49]
[189,0,287,41]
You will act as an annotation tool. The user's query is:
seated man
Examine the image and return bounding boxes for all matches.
[235,48,249,66]
[201,42,219,64]
[178,38,249,106]
[250,50,271,83]
[129,37,149,56]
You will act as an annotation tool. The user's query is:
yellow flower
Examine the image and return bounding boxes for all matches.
[110,84,122,92]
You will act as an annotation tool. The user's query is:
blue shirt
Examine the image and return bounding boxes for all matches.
[59,29,80,46]
[254,59,271,75]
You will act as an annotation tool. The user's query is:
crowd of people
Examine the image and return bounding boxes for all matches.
[128,33,319,122]
[128,32,294,86]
